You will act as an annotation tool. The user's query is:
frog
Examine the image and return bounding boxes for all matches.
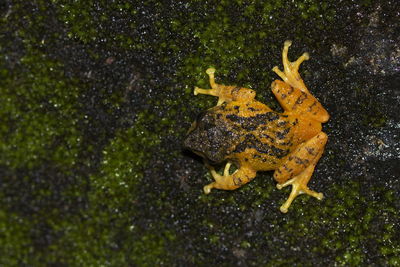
[184,41,330,213]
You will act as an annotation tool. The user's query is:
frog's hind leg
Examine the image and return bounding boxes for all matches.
[271,41,329,122]
[273,132,328,213]
[203,162,256,193]
[271,80,329,123]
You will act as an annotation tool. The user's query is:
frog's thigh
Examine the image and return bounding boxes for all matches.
[273,132,328,184]
[271,80,329,122]
[270,80,297,112]
[270,80,310,113]
[204,163,256,194]
[274,132,327,213]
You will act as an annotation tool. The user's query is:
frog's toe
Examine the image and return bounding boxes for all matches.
[278,183,323,212]
[203,183,215,194]
[302,187,324,200]
[276,168,323,213]
[284,40,292,48]
[292,52,310,71]
[273,41,310,93]
[206,68,216,75]
[194,86,215,96]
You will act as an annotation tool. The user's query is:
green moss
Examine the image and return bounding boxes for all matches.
[55,217,170,266]
[58,1,99,44]
[90,113,161,202]
[38,114,166,265]
[209,235,220,244]
[363,112,387,128]
[240,240,251,248]
[131,233,168,266]
[257,180,399,265]
[0,53,82,170]
[57,1,144,50]
[0,210,34,266]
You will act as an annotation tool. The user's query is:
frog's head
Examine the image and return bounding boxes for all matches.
[183,109,238,163]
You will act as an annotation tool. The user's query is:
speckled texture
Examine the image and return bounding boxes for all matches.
[0,1,399,266]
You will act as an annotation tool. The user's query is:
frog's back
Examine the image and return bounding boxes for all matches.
[184,99,298,168]
[215,100,296,170]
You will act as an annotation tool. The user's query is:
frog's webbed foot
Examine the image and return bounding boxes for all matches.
[203,161,256,194]
[276,165,324,213]
[194,68,231,106]
[272,40,310,93]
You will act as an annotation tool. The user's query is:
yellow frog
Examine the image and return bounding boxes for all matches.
[184,41,330,213]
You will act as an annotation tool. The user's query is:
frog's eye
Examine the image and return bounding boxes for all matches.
[196,111,207,122]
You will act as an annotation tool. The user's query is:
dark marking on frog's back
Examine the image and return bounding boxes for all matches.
[225,112,280,123]
[225,112,280,131]
[278,139,293,146]
[260,133,274,142]
[276,127,290,140]
[277,120,288,127]
[234,133,289,159]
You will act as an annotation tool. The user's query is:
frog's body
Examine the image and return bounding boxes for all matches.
[184,41,329,213]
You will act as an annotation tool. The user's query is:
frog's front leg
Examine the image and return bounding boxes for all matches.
[194,68,256,106]
[273,132,328,213]
[203,162,256,193]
